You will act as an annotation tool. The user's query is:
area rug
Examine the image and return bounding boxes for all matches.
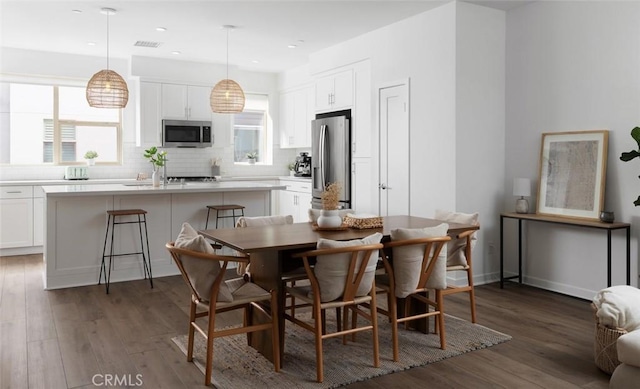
[171,314,511,388]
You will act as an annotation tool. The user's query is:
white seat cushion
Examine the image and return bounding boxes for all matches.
[617,330,640,367]
[434,209,479,267]
[174,222,233,302]
[389,223,449,298]
[313,232,383,302]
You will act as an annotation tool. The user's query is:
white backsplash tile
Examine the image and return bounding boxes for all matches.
[0,142,298,181]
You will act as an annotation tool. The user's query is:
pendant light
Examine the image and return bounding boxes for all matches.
[210,25,245,113]
[86,7,129,109]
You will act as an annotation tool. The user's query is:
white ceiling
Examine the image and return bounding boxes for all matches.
[0,0,531,74]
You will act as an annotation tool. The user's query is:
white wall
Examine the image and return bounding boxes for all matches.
[303,2,506,286]
[0,48,295,180]
[456,2,506,283]
[505,1,640,297]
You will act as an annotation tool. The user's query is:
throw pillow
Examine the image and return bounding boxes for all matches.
[390,223,449,298]
[236,215,294,227]
[174,222,233,302]
[434,209,479,267]
[313,232,383,302]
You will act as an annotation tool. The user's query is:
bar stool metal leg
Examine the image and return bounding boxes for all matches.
[138,213,153,288]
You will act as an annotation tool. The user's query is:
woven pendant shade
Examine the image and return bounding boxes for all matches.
[86,69,129,108]
[210,79,245,113]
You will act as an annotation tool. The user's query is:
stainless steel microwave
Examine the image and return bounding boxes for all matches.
[162,119,213,148]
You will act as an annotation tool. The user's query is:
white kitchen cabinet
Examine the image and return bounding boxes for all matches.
[352,61,372,158]
[315,69,353,112]
[137,81,162,147]
[278,179,312,222]
[162,83,212,121]
[0,186,34,248]
[351,158,374,214]
[33,186,44,246]
[279,85,313,148]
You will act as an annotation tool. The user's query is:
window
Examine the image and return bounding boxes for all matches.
[0,81,122,165]
[233,94,272,164]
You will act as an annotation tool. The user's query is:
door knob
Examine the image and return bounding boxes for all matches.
[379,183,390,190]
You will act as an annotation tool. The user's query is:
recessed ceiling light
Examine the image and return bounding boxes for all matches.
[287,44,297,49]
[156,27,167,32]
[251,60,260,64]
[72,9,82,14]
[87,42,96,46]
[171,51,181,55]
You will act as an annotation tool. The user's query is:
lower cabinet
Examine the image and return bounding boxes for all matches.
[0,186,34,249]
[278,180,312,223]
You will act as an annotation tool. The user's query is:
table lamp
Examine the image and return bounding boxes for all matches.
[513,178,531,214]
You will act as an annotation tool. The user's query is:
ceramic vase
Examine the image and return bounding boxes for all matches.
[317,209,342,228]
[86,159,95,166]
[152,170,160,187]
[248,158,256,165]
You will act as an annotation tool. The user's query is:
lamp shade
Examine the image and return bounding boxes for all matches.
[210,79,245,113]
[86,69,129,108]
[513,178,531,197]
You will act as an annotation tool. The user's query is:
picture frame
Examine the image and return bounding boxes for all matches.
[537,130,608,220]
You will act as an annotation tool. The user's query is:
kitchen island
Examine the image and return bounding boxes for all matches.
[42,181,285,290]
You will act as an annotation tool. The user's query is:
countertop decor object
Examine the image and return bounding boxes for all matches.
[513,178,531,214]
[85,8,129,108]
[599,211,615,223]
[84,150,98,166]
[210,25,245,113]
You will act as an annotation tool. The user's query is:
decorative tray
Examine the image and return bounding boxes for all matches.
[343,214,383,229]
[311,223,350,231]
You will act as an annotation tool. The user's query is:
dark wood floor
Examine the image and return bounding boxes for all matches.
[1,254,610,389]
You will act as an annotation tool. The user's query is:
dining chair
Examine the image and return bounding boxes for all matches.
[166,223,280,386]
[434,209,479,323]
[374,224,451,362]
[283,233,383,383]
[234,215,294,278]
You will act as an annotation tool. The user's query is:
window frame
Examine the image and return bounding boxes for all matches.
[232,93,272,165]
[0,76,123,166]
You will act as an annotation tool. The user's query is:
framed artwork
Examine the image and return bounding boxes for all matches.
[537,130,608,220]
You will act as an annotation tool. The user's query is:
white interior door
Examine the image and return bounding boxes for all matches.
[379,82,409,216]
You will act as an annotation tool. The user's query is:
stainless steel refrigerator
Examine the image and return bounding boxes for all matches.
[311,111,351,209]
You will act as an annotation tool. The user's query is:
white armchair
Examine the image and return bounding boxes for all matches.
[610,330,640,389]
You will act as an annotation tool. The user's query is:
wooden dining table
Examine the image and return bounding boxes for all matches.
[199,215,479,362]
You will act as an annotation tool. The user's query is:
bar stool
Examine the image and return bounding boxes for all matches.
[205,204,245,229]
[99,209,153,294]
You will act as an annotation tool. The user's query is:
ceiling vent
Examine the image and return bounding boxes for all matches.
[134,40,162,48]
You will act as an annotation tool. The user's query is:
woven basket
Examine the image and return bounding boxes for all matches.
[593,304,627,374]
[343,215,383,229]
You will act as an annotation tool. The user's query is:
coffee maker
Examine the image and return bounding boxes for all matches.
[294,152,311,177]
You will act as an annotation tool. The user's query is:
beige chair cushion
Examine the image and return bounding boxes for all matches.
[308,208,354,223]
[313,232,383,302]
[389,223,449,298]
[174,223,233,302]
[236,215,294,227]
[434,209,479,267]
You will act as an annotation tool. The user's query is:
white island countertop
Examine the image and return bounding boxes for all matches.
[42,181,286,197]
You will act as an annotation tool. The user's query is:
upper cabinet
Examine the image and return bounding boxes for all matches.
[279,85,314,148]
[161,83,212,121]
[137,81,162,147]
[314,69,353,112]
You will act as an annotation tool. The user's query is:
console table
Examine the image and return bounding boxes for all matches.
[500,212,631,289]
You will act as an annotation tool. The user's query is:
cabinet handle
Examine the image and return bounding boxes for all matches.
[328,94,331,106]
[6,191,22,194]
[185,107,188,117]
[188,107,191,117]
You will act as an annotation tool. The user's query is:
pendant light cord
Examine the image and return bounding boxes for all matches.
[106,11,110,71]
[226,27,229,80]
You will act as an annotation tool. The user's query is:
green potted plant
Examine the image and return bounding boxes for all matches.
[246,151,258,164]
[620,126,640,206]
[143,146,167,187]
[84,150,98,165]
[288,162,296,176]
